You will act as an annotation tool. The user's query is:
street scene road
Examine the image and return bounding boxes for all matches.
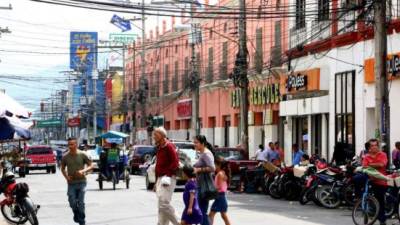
[10,171,356,225]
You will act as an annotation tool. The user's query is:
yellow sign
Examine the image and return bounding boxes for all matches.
[231,83,280,108]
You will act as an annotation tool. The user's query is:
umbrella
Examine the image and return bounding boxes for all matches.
[0,92,30,118]
[0,116,32,141]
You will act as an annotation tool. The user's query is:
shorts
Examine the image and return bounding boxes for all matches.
[210,192,228,213]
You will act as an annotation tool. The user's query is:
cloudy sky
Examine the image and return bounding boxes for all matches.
[0,0,190,110]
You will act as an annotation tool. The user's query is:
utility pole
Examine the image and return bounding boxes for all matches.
[233,0,249,154]
[93,69,98,142]
[85,71,90,143]
[139,0,149,144]
[374,0,390,157]
[190,0,200,136]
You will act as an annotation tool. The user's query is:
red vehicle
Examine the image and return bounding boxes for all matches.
[214,147,259,190]
[25,146,56,174]
[128,145,156,174]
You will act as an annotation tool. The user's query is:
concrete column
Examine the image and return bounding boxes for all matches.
[307,115,312,156]
[321,113,328,160]
[284,117,293,165]
[249,126,263,158]
[263,124,278,145]
[214,127,224,147]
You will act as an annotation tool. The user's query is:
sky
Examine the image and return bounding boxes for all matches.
[0,0,191,111]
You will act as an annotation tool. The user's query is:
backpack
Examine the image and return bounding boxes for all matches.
[15,182,29,199]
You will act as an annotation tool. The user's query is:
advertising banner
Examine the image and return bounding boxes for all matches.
[70,32,98,72]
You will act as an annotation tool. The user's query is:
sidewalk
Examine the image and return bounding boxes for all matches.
[0,218,7,225]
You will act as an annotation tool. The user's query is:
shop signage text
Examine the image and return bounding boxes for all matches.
[387,54,400,76]
[177,99,192,118]
[231,83,280,108]
[286,74,308,91]
[36,119,62,128]
[67,117,80,127]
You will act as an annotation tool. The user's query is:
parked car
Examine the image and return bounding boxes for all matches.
[129,145,156,174]
[25,145,57,174]
[145,146,198,190]
[214,147,259,190]
[85,145,100,172]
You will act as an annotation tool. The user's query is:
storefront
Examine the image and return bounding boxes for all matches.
[279,68,330,164]
[230,78,280,156]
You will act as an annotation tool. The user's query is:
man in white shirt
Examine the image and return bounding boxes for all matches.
[254,144,265,161]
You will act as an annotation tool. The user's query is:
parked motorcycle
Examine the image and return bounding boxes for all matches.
[0,172,39,225]
[269,166,302,200]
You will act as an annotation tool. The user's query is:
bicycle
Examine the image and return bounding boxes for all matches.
[352,177,380,225]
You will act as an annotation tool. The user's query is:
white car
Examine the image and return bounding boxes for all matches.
[86,145,100,171]
[145,147,198,190]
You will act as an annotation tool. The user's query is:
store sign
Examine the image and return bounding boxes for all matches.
[36,119,62,128]
[286,74,308,91]
[177,99,192,118]
[387,54,400,76]
[67,117,80,127]
[231,83,280,108]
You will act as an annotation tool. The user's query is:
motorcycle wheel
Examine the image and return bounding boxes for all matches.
[343,184,356,206]
[318,186,341,209]
[284,181,300,201]
[268,180,282,199]
[22,198,39,225]
[384,192,396,218]
[263,176,273,195]
[112,171,117,191]
[1,204,28,224]
[299,188,310,205]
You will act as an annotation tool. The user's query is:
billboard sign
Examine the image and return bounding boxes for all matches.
[67,117,80,127]
[177,99,192,119]
[70,32,98,71]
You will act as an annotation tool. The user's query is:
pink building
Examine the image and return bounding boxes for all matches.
[125,0,289,155]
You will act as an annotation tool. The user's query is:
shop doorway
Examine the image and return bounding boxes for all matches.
[292,116,308,152]
[311,114,322,156]
[334,70,355,164]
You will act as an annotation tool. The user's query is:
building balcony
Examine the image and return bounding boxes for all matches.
[310,20,332,42]
[290,26,307,49]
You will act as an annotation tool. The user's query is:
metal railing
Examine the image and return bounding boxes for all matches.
[290,26,307,49]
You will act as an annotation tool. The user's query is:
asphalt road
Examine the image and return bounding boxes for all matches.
[1,171,396,225]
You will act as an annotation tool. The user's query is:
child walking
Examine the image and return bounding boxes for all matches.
[181,166,203,225]
[209,159,231,225]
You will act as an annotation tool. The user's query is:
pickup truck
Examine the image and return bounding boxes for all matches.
[25,146,57,174]
[214,147,259,190]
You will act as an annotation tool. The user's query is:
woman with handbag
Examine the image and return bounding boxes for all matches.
[193,135,216,225]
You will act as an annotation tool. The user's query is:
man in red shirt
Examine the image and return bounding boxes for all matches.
[153,127,180,225]
[357,139,388,225]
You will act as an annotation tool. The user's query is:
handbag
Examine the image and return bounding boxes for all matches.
[198,173,218,200]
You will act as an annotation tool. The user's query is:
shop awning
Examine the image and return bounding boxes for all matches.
[0,92,30,118]
[99,130,129,139]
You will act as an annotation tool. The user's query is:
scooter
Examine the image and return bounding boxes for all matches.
[0,172,39,225]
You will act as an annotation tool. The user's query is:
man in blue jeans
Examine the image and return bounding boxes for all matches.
[61,138,93,225]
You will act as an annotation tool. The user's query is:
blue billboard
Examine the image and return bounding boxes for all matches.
[70,32,98,72]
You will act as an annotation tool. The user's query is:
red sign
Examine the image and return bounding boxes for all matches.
[67,117,80,127]
[177,99,192,118]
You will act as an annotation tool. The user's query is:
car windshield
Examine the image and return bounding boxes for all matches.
[136,146,155,155]
[27,147,53,155]
[215,150,243,160]
[179,149,198,166]
[174,143,194,150]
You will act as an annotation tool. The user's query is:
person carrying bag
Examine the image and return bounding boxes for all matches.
[193,135,216,225]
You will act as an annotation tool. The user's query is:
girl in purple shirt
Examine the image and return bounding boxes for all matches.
[181,166,203,225]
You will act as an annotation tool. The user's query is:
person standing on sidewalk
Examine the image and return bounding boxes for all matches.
[61,137,93,225]
[153,127,180,225]
[193,135,215,225]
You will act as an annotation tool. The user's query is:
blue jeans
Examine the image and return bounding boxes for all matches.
[67,182,87,225]
[198,196,210,225]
